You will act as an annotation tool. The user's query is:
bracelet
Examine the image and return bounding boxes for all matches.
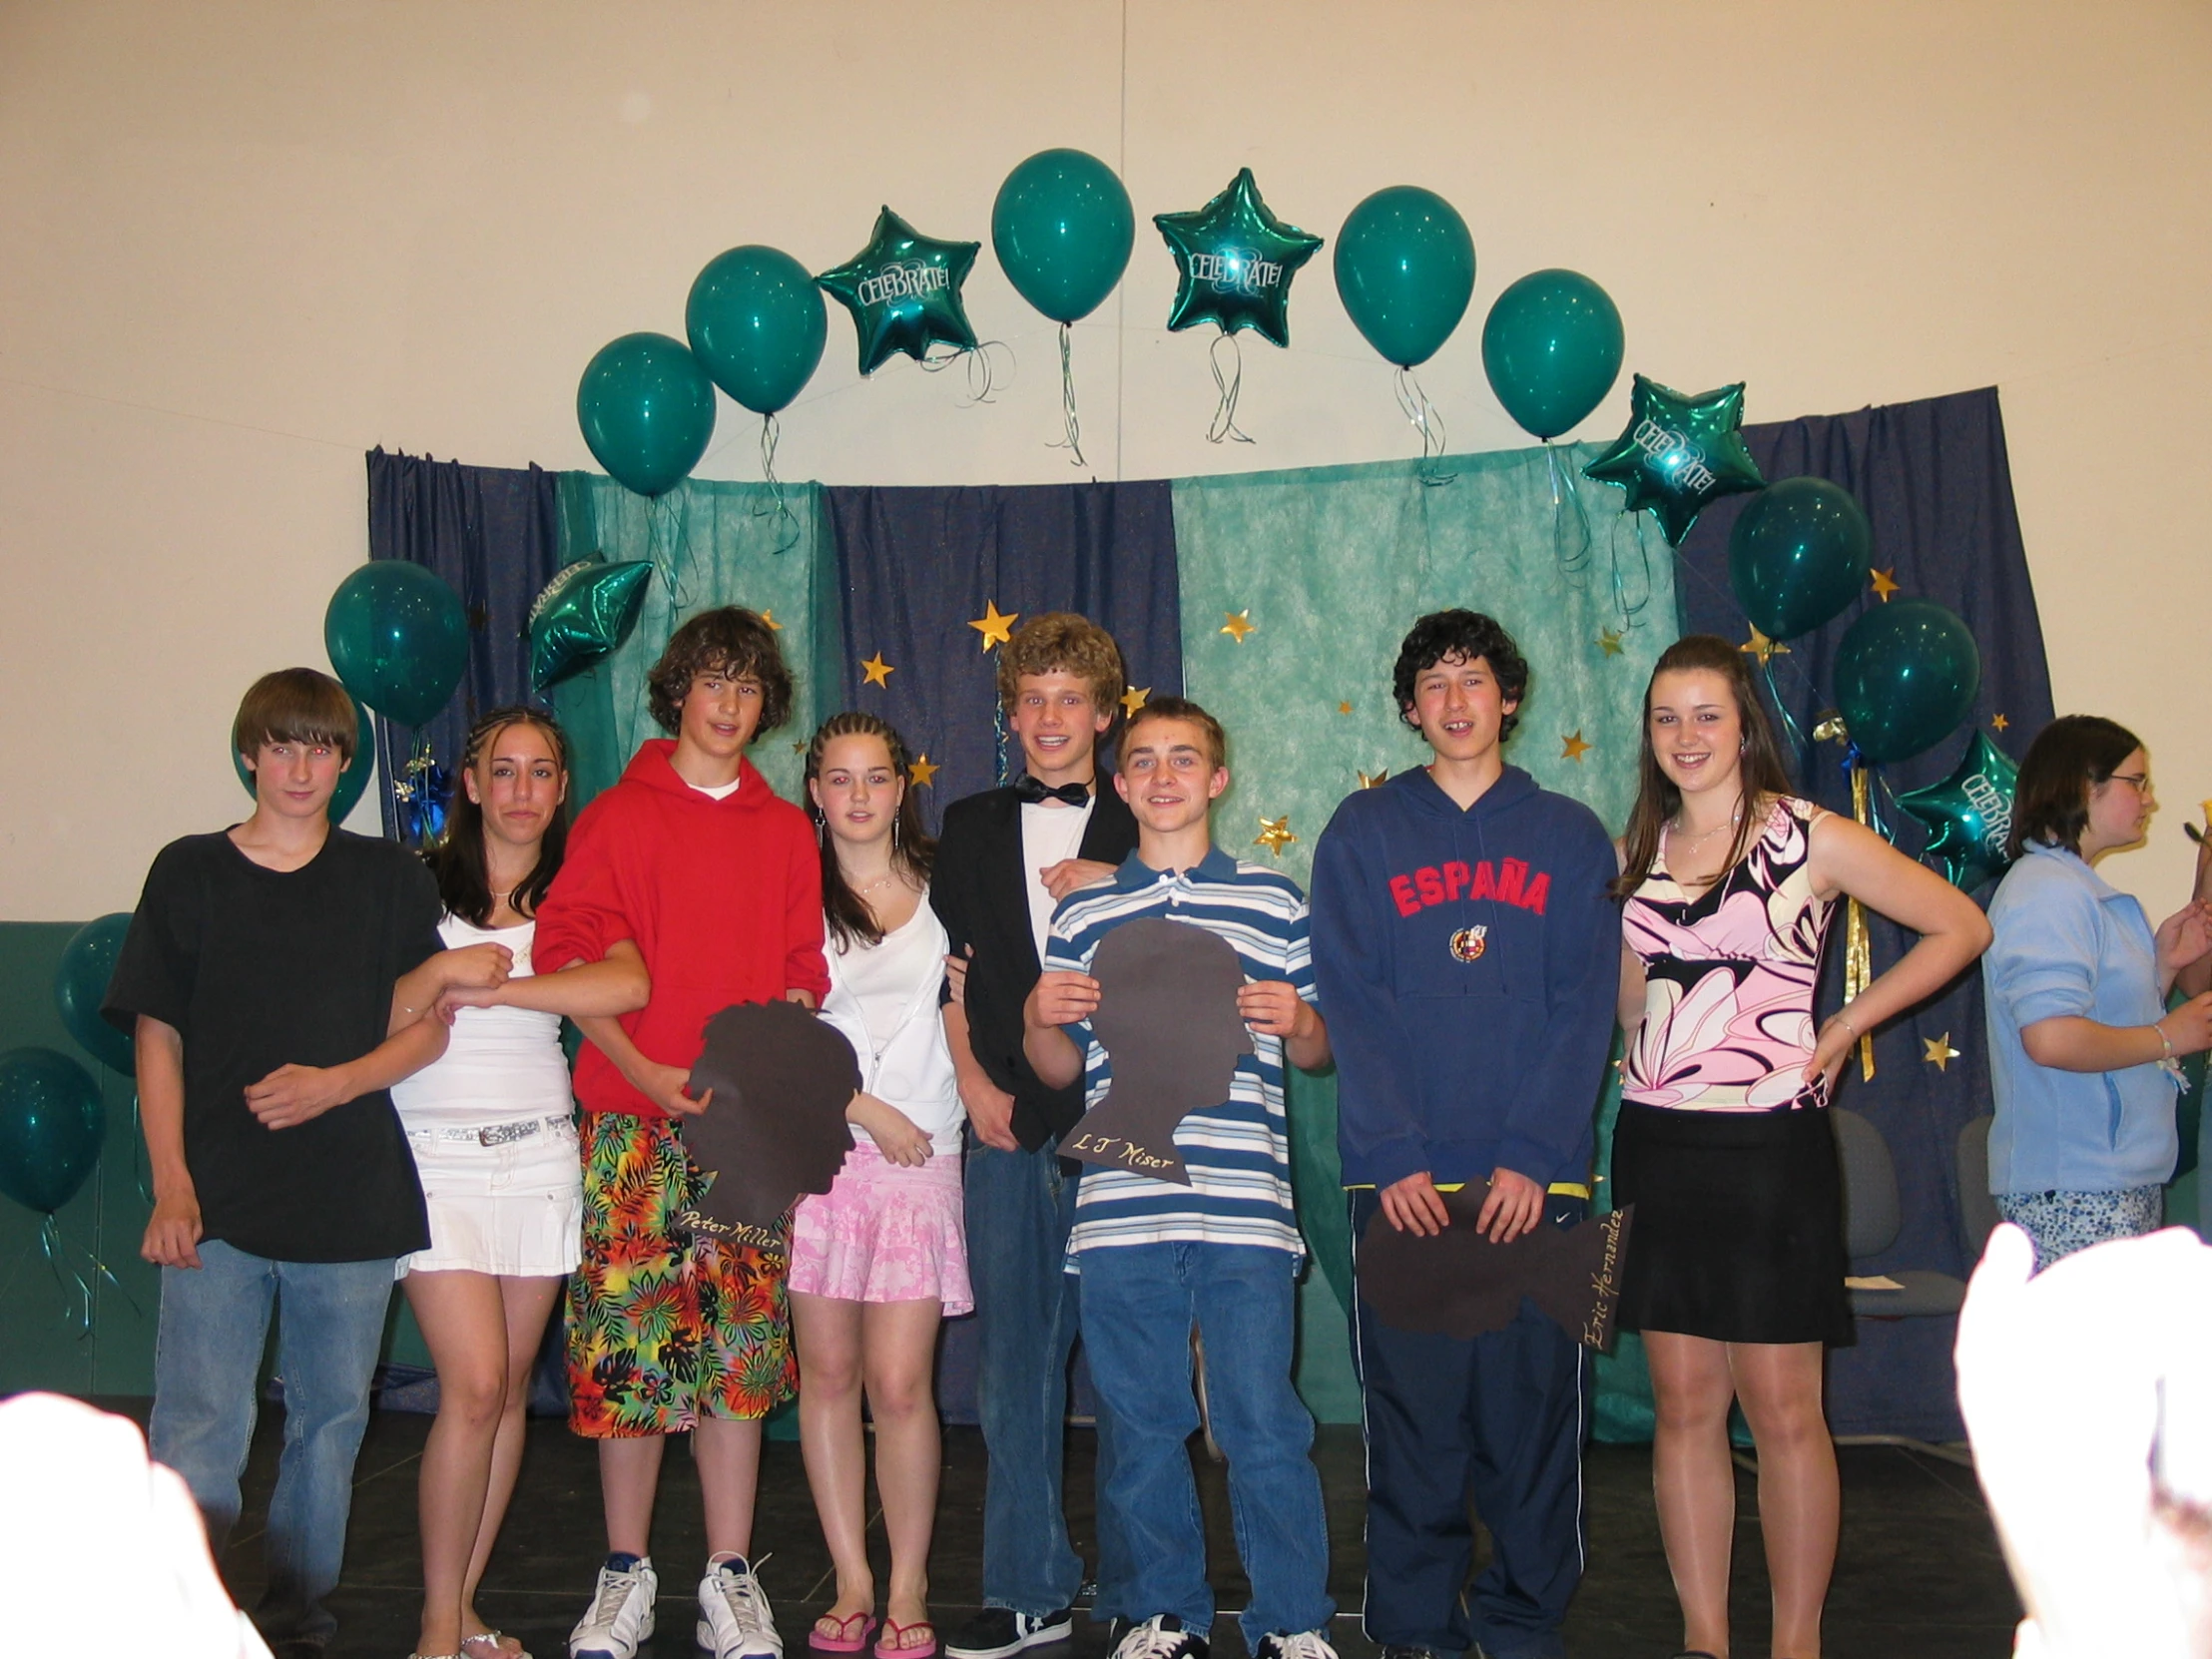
[1836,1010,1859,1038]
[2155,1019,2175,1060]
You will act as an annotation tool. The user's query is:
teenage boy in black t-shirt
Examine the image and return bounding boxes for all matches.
[105,667,507,1658]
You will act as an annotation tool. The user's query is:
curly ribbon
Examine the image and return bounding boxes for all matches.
[647,489,692,608]
[992,702,1012,789]
[919,339,1012,405]
[1757,655,1812,777]
[39,1212,137,1339]
[1543,440,1594,580]
[1610,491,1657,629]
[1206,332,1254,445]
[1392,367,1454,486]
[753,415,802,556]
[1045,322,1089,469]
[1843,747,1878,1081]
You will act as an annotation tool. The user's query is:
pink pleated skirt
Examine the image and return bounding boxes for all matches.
[789,1140,972,1315]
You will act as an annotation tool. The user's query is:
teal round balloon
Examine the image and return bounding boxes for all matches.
[686,247,828,416]
[1727,477,1873,641]
[992,149,1135,325]
[0,1047,105,1214]
[54,915,134,1076]
[577,331,717,496]
[1833,598,1981,765]
[1480,269,1623,440]
[323,562,468,729]
[232,692,375,823]
[1332,186,1475,369]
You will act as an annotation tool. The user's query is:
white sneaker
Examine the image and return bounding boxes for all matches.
[569,1553,657,1659]
[698,1553,784,1659]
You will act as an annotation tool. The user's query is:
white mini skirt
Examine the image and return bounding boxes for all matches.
[399,1114,584,1278]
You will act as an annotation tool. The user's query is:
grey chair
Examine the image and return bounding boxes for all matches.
[1955,1114,2001,1263]
[1833,1107,1968,1318]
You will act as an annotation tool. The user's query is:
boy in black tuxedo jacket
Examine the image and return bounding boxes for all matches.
[932,614,1138,1659]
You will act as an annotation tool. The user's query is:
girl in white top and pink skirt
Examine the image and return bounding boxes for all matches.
[389,708,651,1659]
[793,712,970,1659]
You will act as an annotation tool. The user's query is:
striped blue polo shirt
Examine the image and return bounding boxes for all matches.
[1044,844,1316,1263]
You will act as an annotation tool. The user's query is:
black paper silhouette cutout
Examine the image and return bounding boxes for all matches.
[1063,916,1256,1186]
[1358,1193,1636,1352]
[678,1000,859,1252]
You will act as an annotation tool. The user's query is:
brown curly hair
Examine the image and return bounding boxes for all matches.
[995,612,1126,719]
[646,607,794,738]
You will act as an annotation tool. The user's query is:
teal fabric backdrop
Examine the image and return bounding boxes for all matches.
[549,475,835,812]
[1173,445,1681,1426]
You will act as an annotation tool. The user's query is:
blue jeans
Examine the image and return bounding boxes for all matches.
[1078,1242,1334,1649]
[150,1240,398,1650]
[967,1139,1125,1616]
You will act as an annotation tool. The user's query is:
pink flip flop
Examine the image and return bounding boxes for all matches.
[811,1611,881,1653]
[874,1619,937,1659]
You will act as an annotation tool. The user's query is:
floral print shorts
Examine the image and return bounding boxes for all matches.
[1993,1183,2163,1274]
[565,1110,797,1436]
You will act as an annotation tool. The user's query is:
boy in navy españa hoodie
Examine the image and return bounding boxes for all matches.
[1310,611,1617,1659]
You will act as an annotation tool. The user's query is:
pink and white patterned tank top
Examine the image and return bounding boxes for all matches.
[1622,796,1838,1113]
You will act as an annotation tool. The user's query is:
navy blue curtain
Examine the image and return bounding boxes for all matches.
[821,478,1183,1422]
[822,480,1184,829]
[364,448,560,838]
[1673,386,2054,1438]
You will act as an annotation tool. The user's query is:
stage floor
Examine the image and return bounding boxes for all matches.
[182,1406,2019,1658]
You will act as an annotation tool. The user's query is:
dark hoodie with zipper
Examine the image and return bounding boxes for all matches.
[1311,764,1619,1193]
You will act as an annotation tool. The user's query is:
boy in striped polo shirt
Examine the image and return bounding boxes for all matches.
[1021,697,1337,1659]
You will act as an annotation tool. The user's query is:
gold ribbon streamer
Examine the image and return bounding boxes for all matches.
[1845,763,1876,1081]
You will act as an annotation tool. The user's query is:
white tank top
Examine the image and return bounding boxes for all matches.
[389,915,574,1130]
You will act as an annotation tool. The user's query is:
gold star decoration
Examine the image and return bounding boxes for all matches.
[968,600,1018,651]
[1870,568,1901,602]
[1338,701,1354,716]
[1121,686,1150,717]
[1924,1033,1961,1071]
[759,609,782,631]
[1561,731,1592,763]
[1990,713,2009,733]
[860,652,894,688]
[907,755,939,788]
[792,741,806,754]
[1254,815,1297,856]
[1358,768,1389,790]
[1220,610,1256,644]
[1740,626,1791,666]
[1597,628,1625,658]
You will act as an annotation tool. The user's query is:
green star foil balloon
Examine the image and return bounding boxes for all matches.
[1896,729,2020,891]
[1583,374,1767,546]
[817,207,981,375]
[1153,168,1324,348]
[529,555,655,690]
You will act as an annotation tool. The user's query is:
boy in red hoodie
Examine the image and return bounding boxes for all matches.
[533,608,829,1659]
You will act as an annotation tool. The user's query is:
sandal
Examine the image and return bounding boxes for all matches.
[460,1636,530,1659]
[874,1619,937,1659]
[811,1611,881,1653]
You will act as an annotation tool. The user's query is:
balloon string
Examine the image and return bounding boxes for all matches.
[919,340,1013,405]
[1206,332,1254,445]
[992,702,1012,789]
[1612,507,1656,629]
[755,415,801,556]
[1392,368,1454,485]
[1044,322,1088,469]
[38,1213,135,1338]
[1844,760,1878,1082]
[1758,655,1811,779]
[1545,441,1594,580]
[131,1088,153,1207]
[647,491,692,609]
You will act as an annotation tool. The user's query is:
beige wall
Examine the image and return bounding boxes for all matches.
[3,0,2207,918]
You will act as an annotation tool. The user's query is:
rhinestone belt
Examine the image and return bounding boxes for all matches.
[406,1112,576,1148]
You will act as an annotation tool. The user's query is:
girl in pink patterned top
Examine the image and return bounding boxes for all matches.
[1611,634,1988,1659]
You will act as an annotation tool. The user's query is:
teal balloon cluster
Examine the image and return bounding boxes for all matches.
[1584,375,1767,546]
[577,331,718,497]
[686,247,828,417]
[1480,270,1623,440]
[54,914,134,1076]
[1897,730,2020,891]
[818,207,982,374]
[992,149,1134,325]
[1155,169,1324,348]
[1333,186,1475,369]
[1728,477,1873,641]
[231,692,375,824]
[529,555,655,690]
[1833,598,1982,765]
[0,1047,105,1215]
[324,561,469,729]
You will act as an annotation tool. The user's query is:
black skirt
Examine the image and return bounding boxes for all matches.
[1612,1099,1854,1347]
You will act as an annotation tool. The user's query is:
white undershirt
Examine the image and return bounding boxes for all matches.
[1020,795,1095,962]
[690,777,743,801]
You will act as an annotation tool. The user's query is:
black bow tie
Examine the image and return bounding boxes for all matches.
[1014,776,1092,808]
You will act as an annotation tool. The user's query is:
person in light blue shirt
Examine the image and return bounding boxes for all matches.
[1983,715,2212,1269]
